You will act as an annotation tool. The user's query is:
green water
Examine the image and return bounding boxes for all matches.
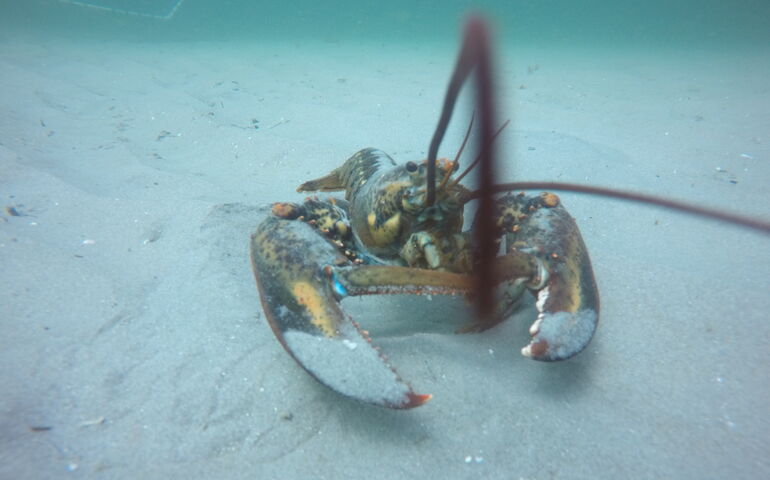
[3,0,769,48]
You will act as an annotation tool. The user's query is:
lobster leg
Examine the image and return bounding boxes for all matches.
[333,265,472,294]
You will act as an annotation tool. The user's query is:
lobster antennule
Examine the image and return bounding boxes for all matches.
[425,17,488,208]
[450,118,510,188]
[437,112,475,193]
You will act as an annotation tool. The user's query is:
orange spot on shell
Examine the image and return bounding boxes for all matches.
[272,202,299,218]
[541,192,560,208]
[292,281,335,337]
[529,339,549,357]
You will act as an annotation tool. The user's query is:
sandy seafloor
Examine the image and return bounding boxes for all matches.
[1,32,769,480]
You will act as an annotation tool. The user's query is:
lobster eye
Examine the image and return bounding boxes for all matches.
[405,161,418,173]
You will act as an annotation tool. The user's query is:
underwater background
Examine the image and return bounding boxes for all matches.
[2,1,769,479]
[3,0,770,47]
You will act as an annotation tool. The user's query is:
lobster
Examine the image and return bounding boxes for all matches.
[249,16,770,409]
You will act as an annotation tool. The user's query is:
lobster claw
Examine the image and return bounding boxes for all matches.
[499,193,600,362]
[250,214,431,409]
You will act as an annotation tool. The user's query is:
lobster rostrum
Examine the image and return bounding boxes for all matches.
[250,17,770,409]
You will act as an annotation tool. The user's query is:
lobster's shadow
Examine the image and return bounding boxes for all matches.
[342,294,468,338]
[327,293,598,438]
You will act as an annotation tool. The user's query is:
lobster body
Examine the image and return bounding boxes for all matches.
[244,14,770,410]
[250,148,599,408]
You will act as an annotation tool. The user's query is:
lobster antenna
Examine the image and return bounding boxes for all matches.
[424,19,484,208]
[422,15,499,319]
[437,112,475,192]
[468,182,770,235]
[465,17,499,322]
[450,118,510,187]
